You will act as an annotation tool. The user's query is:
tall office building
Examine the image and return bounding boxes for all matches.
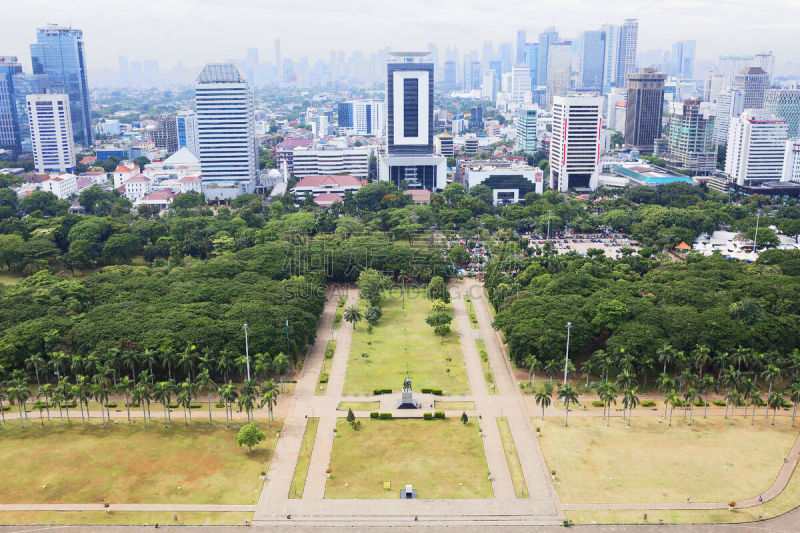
[712,88,745,145]
[12,73,49,154]
[669,40,696,79]
[523,42,539,87]
[516,30,527,65]
[0,56,23,156]
[511,65,532,105]
[27,93,75,173]
[725,110,788,186]
[624,69,667,154]
[537,27,559,89]
[754,51,775,83]
[30,24,92,145]
[443,61,457,90]
[601,23,619,94]
[550,95,603,191]
[579,31,606,90]
[274,39,282,84]
[379,52,446,191]
[782,139,800,182]
[195,63,256,200]
[515,106,538,153]
[665,99,716,174]
[337,100,384,136]
[462,60,481,91]
[546,42,573,108]
[481,69,497,100]
[733,67,769,110]
[764,89,800,138]
[719,55,754,89]
[615,19,639,88]
[151,114,178,154]
[176,110,198,155]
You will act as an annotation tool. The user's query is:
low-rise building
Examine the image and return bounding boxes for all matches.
[291,174,363,201]
[462,159,544,204]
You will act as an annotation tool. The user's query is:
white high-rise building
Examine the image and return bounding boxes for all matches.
[712,88,745,146]
[481,69,497,101]
[511,65,532,105]
[601,23,619,94]
[550,95,603,191]
[292,146,370,179]
[515,106,538,153]
[615,19,639,88]
[754,51,775,84]
[764,89,800,138]
[546,42,573,108]
[782,139,800,182]
[27,93,75,174]
[719,55,754,89]
[176,110,199,156]
[605,87,627,120]
[725,110,788,186]
[733,67,770,110]
[195,63,256,200]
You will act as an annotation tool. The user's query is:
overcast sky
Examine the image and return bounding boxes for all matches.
[3,0,799,71]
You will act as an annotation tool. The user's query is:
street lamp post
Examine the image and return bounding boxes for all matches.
[563,321,572,390]
[243,323,251,382]
[753,208,761,253]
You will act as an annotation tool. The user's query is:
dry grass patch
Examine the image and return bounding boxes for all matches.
[0,511,252,526]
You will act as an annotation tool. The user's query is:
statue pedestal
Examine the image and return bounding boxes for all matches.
[397,389,419,409]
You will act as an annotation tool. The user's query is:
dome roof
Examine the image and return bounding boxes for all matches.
[266,169,282,178]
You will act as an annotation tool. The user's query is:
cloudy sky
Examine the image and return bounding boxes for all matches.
[2,0,798,71]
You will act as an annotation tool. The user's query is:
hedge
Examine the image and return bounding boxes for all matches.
[378,413,392,419]
[591,400,604,407]
[319,373,329,383]
[640,400,656,407]
[373,389,392,395]
[420,388,443,395]
[423,412,433,420]
[370,412,379,419]
[434,411,445,419]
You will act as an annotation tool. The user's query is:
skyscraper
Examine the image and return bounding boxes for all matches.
[546,42,573,108]
[665,99,716,175]
[764,89,800,138]
[712,88,745,146]
[669,40,696,79]
[12,72,49,153]
[379,52,446,191]
[443,61,457,90]
[578,31,606,90]
[624,69,667,154]
[511,65,532,105]
[274,39,282,84]
[176,110,198,155]
[27,93,75,173]
[515,106,538,153]
[516,31,527,65]
[754,51,775,84]
[550,95,603,191]
[30,24,92,145]
[601,23,619,94]
[195,63,256,200]
[725,109,788,186]
[523,42,539,87]
[615,19,639,88]
[537,27,559,89]
[0,56,23,156]
[152,114,178,154]
[733,67,770,110]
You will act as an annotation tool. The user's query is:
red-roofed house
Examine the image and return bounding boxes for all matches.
[137,188,177,210]
[313,192,344,208]
[178,175,202,194]
[122,174,151,201]
[112,163,140,188]
[79,155,97,165]
[405,189,432,204]
[291,174,363,201]
[41,174,77,199]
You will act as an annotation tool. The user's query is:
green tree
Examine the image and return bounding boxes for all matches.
[115,376,134,422]
[434,323,451,340]
[235,423,266,451]
[768,390,784,425]
[427,276,450,303]
[197,369,216,422]
[448,245,470,266]
[535,382,553,420]
[260,380,279,426]
[356,269,391,307]
[558,384,579,427]
[343,305,363,328]
[364,306,383,327]
[102,233,141,264]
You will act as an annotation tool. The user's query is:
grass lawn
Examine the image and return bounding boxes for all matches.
[434,401,476,411]
[325,418,492,499]
[338,401,380,411]
[496,417,528,498]
[342,289,469,395]
[0,511,253,526]
[475,339,497,394]
[289,417,319,499]
[535,416,798,504]
[0,419,281,504]
[0,271,22,285]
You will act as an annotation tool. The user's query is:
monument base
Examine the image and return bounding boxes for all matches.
[397,390,420,409]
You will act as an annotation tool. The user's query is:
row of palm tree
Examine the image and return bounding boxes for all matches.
[0,367,281,430]
[15,345,290,390]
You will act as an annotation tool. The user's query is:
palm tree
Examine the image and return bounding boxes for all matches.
[253,353,272,384]
[700,375,715,419]
[343,305,363,328]
[160,345,177,380]
[196,369,216,422]
[762,365,783,418]
[600,382,618,425]
[217,349,236,383]
[92,372,112,422]
[140,349,158,383]
[0,383,6,427]
[178,344,198,381]
[177,380,195,427]
[49,351,70,383]
[132,381,150,427]
[768,391,784,425]
[9,384,30,428]
[219,382,238,428]
[790,380,800,426]
[116,376,134,422]
[103,348,120,387]
[731,346,751,373]
[535,383,553,420]
[239,390,256,424]
[92,383,107,429]
[36,383,53,422]
[616,370,637,420]
[666,389,679,426]
[685,387,698,425]
[544,359,560,386]
[272,353,290,392]
[580,359,595,387]
[713,351,730,379]
[72,383,85,426]
[623,387,640,426]
[525,355,540,391]
[153,381,174,428]
[739,378,756,419]
[590,349,610,381]
[656,373,674,419]
[260,380,280,426]
[749,389,763,425]
[558,384,579,427]
[727,390,742,425]
[84,353,100,379]
[120,351,139,384]
[54,378,71,424]
[691,344,712,378]
[720,366,740,419]
[25,353,46,387]
[657,343,678,374]
[69,355,84,383]
[75,375,92,422]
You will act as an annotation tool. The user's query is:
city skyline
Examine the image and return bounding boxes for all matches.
[2,0,799,74]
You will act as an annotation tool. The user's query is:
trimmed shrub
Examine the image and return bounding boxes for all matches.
[190,403,202,409]
[370,412,379,419]
[373,389,383,395]
[423,412,433,420]
[319,373,329,383]
[432,389,443,396]
[591,400,604,407]
[434,411,445,419]
[379,412,392,420]
[640,400,656,407]
[104,402,117,408]
[421,388,432,394]
[713,400,726,406]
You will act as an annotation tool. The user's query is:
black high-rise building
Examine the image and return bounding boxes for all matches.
[624,68,666,154]
[386,56,434,156]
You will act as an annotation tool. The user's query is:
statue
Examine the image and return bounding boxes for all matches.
[403,376,412,392]
[397,374,419,409]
